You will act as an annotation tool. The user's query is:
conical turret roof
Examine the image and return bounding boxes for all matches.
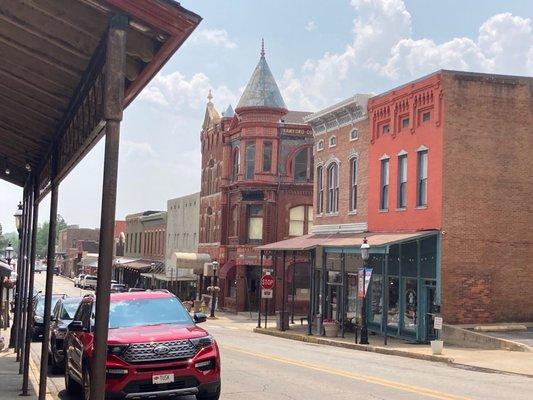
[236,41,287,110]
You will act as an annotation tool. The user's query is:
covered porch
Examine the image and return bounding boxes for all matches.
[0,1,201,399]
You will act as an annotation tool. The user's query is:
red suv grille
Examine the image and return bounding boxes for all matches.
[121,340,198,363]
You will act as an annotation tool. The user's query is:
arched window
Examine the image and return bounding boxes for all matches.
[329,135,337,147]
[317,166,324,214]
[206,207,213,243]
[349,157,358,212]
[317,140,324,151]
[350,128,358,141]
[327,163,339,213]
[232,147,240,182]
[232,205,239,237]
[207,159,215,195]
[294,147,312,183]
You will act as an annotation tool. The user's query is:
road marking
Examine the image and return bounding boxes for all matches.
[221,344,472,400]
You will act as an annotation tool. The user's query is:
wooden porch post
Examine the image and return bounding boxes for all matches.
[91,14,127,400]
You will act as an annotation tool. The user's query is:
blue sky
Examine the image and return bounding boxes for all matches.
[0,0,532,233]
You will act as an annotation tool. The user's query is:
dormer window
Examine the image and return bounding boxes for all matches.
[317,140,324,152]
[329,135,337,147]
[349,128,358,141]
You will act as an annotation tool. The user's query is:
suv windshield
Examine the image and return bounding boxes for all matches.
[109,297,192,329]
[60,300,82,320]
[35,295,62,317]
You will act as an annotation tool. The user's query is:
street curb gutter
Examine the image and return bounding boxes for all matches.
[253,328,453,364]
[253,328,533,379]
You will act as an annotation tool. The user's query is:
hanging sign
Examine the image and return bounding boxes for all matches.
[434,316,443,330]
[262,289,273,299]
[357,268,373,298]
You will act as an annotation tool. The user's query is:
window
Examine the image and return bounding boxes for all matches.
[231,205,239,236]
[232,147,240,181]
[294,147,312,183]
[245,142,255,180]
[329,135,337,147]
[289,205,314,236]
[417,150,428,206]
[206,208,213,243]
[402,118,409,129]
[350,128,358,141]
[397,154,407,208]
[380,158,390,210]
[327,163,339,213]
[383,124,390,134]
[422,111,431,122]
[317,140,324,151]
[262,142,272,172]
[247,205,263,241]
[317,166,324,214]
[349,157,358,212]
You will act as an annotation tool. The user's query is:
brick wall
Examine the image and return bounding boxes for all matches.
[441,71,533,324]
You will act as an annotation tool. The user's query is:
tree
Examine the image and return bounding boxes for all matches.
[35,215,68,259]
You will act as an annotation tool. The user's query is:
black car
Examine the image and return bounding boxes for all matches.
[49,297,82,373]
[32,293,66,341]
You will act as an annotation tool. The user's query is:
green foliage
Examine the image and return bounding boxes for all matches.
[35,215,67,258]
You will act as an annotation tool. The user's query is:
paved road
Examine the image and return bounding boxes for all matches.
[33,273,533,400]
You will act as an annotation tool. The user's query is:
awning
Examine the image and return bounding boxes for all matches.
[257,231,438,252]
[117,260,154,271]
[170,253,211,274]
[140,273,196,282]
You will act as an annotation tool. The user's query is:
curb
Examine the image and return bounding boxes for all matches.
[29,348,59,400]
[253,328,453,364]
[253,328,533,378]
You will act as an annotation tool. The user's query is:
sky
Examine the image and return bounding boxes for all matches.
[0,0,532,233]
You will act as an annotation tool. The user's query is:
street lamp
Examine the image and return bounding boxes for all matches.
[14,202,23,239]
[360,237,370,345]
[5,243,14,266]
[208,261,220,318]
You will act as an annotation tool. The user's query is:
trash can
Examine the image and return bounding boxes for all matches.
[276,311,290,331]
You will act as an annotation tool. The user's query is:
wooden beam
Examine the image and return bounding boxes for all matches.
[125,56,143,82]
[0,89,61,125]
[0,102,56,137]
[126,29,155,63]
[0,29,83,79]
[0,82,64,120]
[0,124,49,149]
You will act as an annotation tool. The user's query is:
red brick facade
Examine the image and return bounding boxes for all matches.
[198,52,314,312]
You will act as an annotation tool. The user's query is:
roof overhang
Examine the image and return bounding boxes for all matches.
[0,0,201,193]
[257,231,439,253]
[171,252,211,274]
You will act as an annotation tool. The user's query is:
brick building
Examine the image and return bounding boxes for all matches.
[198,45,314,312]
[261,70,532,341]
[58,225,99,253]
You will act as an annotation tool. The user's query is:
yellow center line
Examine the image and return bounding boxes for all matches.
[221,344,472,400]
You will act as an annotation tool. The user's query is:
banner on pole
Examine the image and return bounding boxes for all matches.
[357,268,373,298]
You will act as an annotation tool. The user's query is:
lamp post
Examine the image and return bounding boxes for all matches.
[360,237,370,345]
[208,261,219,318]
[9,203,23,348]
[5,244,14,266]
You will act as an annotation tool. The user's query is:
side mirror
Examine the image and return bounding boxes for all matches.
[68,321,84,332]
[194,313,207,324]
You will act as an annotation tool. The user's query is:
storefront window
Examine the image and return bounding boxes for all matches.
[347,274,358,317]
[387,277,399,329]
[403,278,417,331]
[420,236,437,279]
[401,241,418,277]
[370,275,383,324]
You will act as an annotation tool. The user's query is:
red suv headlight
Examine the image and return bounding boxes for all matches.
[107,344,129,356]
[189,335,214,349]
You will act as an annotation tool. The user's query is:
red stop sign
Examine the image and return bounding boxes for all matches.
[261,274,275,290]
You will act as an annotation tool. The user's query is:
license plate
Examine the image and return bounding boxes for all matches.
[152,373,174,385]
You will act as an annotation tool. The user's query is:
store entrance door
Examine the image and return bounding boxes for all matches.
[423,283,437,341]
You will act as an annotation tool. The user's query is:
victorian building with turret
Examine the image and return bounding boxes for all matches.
[198,44,314,313]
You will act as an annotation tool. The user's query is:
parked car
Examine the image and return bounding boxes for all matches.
[81,275,97,290]
[110,283,127,293]
[74,274,86,288]
[32,293,66,341]
[35,263,46,274]
[49,297,83,373]
[64,291,220,400]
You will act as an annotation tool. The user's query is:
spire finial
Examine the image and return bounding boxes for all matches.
[260,38,265,57]
[207,89,213,103]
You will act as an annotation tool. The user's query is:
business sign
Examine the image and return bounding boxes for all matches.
[262,289,273,299]
[357,268,373,299]
[434,316,443,330]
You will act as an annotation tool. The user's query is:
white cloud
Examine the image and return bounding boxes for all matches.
[193,28,237,49]
[280,0,533,110]
[122,140,159,159]
[305,21,317,32]
[138,71,239,113]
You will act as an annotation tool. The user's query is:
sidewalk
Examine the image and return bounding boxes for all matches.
[0,326,37,399]
[252,323,533,378]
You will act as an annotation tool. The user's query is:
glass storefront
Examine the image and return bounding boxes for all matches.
[321,233,438,342]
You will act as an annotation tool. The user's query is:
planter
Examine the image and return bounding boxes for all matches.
[323,322,339,337]
[430,340,444,355]
[2,279,15,289]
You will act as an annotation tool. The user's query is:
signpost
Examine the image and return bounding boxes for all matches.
[434,316,443,330]
[261,273,275,328]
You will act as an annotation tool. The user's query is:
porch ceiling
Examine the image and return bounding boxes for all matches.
[0,0,200,190]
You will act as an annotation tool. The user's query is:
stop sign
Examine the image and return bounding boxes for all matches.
[261,274,275,290]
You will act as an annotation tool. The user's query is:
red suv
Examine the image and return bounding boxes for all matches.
[64,291,220,400]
